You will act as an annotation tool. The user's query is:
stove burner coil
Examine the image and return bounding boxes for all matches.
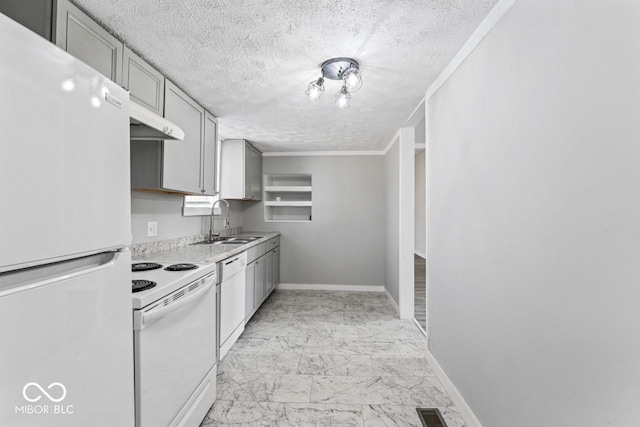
[132,280,157,293]
[132,262,163,272]
[164,263,199,272]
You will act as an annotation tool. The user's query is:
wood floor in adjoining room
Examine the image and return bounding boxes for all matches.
[200,289,464,426]
[414,255,427,331]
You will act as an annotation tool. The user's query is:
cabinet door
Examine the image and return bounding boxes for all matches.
[243,142,251,199]
[0,0,53,40]
[254,257,265,304]
[249,146,262,200]
[55,0,123,84]
[273,248,280,287]
[123,47,164,115]
[265,250,274,294]
[245,261,256,320]
[202,112,218,196]
[163,80,204,194]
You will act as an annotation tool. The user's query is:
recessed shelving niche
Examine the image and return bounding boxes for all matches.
[264,174,312,222]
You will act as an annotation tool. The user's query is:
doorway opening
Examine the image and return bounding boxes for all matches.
[413,107,427,334]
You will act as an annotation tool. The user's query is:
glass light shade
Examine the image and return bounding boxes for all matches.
[334,86,351,109]
[342,67,362,92]
[305,77,325,101]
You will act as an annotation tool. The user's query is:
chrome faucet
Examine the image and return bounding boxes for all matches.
[209,198,230,242]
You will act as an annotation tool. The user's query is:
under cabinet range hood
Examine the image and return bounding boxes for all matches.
[129,102,185,141]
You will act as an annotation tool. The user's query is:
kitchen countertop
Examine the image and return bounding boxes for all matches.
[132,232,280,264]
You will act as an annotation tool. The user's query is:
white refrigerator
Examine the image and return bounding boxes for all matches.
[0,14,134,427]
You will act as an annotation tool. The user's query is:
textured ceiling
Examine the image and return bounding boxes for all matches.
[73,0,498,152]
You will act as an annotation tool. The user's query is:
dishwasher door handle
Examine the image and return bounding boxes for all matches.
[224,257,246,268]
[222,254,247,277]
[137,277,215,330]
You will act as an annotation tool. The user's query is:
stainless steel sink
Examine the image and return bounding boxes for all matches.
[191,236,262,245]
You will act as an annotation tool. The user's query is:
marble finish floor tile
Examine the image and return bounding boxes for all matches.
[261,402,364,427]
[297,354,375,376]
[361,404,423,427]
[264,336,333,354]
[232,336,270,352]
[201,290,465,426]
[356,320,425,340]
[219,351,300,374]
[309,376,390,405]
[217,372,313,403]
[370,356,435,377]
[331,339,400,356]
[200,400,267,426]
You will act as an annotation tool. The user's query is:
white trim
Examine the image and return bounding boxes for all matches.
[382,130,401,155]
[404,99,426,128]
[425,350,484,427]
[384,289,400,316]
[414,143,426,151]
[425,0,516,100]
[412,318,427,337]
[424,101,430,339]
[262,150,385,157]
[414,250,426,260]
[398,127,415,320]
[277,283,385,292]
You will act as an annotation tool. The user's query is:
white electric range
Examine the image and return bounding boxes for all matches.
[131,261,218,427]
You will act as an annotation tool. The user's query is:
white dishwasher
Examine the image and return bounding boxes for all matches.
[219,252,247,360]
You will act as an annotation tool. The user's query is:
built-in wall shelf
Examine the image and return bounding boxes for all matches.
[264,186,312,193]
[264,174,312,222]
[264,201,312,207]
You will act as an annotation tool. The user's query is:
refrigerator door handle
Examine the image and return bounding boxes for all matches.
[0,251,124,298]
[137,276,215,330]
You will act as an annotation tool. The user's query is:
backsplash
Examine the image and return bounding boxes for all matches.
[130,227,242,256]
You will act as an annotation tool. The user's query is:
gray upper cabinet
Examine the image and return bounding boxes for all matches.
[131,80,217,196]
[123,47,164,116]
[163,80,205,194]
[202,112,218,196]
[0,0,53,40]
[220,139,262,200]
[55,0,123,85]
[0,0,123,84]
[249,145,262,200]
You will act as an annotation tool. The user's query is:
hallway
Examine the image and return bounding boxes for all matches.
[201,289,464,426]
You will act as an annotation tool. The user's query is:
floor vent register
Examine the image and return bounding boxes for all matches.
[416,408,448,427]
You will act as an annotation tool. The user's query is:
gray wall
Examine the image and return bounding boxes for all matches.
[414,150,426,258]
[131,191,243,244]
[427,1,640,426]
[383,139,400,303]
[242,155,385,286]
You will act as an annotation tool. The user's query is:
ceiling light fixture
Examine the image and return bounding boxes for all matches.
[335,86,351,109]
[305,77,325,102]
[305,57,362,109]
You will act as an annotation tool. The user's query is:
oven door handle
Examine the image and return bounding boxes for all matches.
[138,276,215,330]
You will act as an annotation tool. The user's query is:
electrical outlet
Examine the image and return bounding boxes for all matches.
[147,221,158,237]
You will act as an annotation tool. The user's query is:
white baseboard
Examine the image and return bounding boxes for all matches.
[384,289,400,316]
[425,350,483,427]
[276,283,385,292]
[414,250,426,259]
[412,318,427,337]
